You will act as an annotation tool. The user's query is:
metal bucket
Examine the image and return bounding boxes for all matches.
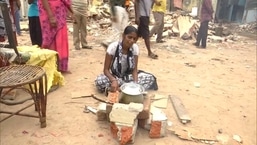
[119,82,144,104]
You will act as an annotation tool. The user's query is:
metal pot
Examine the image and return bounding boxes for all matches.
[119,82,144,104]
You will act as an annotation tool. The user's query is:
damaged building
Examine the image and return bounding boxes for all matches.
[168,0,257,23]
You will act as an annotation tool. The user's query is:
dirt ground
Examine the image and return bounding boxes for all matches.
[0,21,256,145]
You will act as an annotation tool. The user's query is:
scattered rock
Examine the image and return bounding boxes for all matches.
[233,134,243,143]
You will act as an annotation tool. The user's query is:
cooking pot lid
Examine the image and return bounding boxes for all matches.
[120,82,144,95]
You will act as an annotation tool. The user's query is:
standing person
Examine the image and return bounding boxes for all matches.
[72,0,92,50]
[95,25,158,93]
[38,0,74,73]
[28,0,42,46]
[149,0,166,43]
[193,0,213,49]
[13,0,21,36]
[101,0,129,48]
[134,0,158,59]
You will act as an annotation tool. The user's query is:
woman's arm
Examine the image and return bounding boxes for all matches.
[132,55,138,82]
[103,53,116,81]
[41,0,56,27]
[103,53,119,92]
[41,0,53,18]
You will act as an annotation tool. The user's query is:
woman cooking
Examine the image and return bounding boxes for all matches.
[95,25,158,93]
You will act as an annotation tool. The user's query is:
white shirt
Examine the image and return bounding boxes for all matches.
[107,41,139,56]
[107,41,139,75]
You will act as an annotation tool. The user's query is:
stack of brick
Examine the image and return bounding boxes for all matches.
[106,91,120,121]
[149,106,167,138]
[109,103,143,145]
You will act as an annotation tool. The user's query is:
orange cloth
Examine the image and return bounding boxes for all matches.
[125,0,130,7]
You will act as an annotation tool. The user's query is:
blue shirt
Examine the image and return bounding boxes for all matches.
[28,0,39,17]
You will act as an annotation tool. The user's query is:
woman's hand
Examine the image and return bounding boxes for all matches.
[49,16,57,27]
[110,80,119,92]
[70,13,77,24]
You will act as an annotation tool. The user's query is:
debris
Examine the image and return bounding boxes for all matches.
[216,134,230,144]
[155,141,168,145]
[172,15,196,38]
[170,127,218,144]
[193,82,201,88]
[184,62,196,68]
[84,105,97,114]
[215,26,223,36]
[97,103,107,121]
[218,129,223,134]
[22,130,29,134]
[98,133,104,137]
[233,134,243,143]
[152,94,168,109]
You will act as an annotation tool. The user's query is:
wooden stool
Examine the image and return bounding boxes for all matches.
[0,65,48,128]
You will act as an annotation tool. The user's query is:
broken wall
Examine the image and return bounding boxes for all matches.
[182,0,199,12]
[242,0,257,23]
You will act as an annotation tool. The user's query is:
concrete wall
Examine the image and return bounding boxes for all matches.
[243,9,257,23]
[242,0,257,23]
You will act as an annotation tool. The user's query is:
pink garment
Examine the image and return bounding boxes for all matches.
[38,0,70,72]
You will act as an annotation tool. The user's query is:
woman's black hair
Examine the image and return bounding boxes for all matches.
[123,25,138,35]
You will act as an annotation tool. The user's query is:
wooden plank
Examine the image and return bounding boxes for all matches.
[169,95,191,124]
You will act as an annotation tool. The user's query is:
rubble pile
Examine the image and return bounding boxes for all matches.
[237,21,257,34]
[69,2,254,46]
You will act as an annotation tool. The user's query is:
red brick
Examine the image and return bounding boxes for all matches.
[149,120,167,138]
[110,120,138,145]
[107,91,120,103]
[149,121,162,138]
[120,126,133,145]
[110,122,118,138]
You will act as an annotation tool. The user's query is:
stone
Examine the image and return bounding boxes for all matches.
[96,103,107,121]
[110,103,142,125]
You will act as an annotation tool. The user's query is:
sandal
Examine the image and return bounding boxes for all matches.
[61,70,72,74]
[156,40,166,43]
[148,53,158,59]
[82,45,93,49]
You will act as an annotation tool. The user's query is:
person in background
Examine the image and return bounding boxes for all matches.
[149,0,166,43]
[39,0,74,73]
[193,0,213,49]
[13,0,21,36]
[101,0,129,49]
[72,0,92,50]
[28,0,42,46]
[95,25,158,93]
[134,0,158,59]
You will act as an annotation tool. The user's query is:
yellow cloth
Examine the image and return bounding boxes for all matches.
[17,45,65,92]
[152,0,166,13]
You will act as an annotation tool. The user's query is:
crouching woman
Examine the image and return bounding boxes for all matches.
[95,25,158,93]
